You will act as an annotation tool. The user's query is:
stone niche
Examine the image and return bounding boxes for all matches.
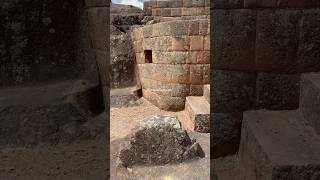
[132,19,210,111]
[0,0,90,88]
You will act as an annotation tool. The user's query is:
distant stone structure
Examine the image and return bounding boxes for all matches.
[131,0,210,111]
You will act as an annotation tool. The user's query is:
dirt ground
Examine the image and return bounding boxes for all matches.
[0,139,108,180]
[110,98,210,180]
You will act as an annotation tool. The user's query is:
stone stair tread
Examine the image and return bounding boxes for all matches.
[243,110,320,166]
[186,96,210,115]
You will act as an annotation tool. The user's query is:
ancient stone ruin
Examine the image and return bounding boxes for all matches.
[118,115,204,167]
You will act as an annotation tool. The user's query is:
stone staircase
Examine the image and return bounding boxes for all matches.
[184,84,210,133]
[237,73,320,179]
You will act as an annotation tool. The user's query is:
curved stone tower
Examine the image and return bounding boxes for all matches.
[132,0,210,111]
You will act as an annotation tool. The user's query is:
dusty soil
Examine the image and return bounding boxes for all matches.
[110,98,210,180]
[0,139,108,180]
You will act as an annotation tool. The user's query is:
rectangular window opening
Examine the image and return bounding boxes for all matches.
[144,50,152,63]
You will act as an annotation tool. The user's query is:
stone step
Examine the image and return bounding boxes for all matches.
[110,86,142,108]
[203,84,210,103]
[300,73,320,134]
[239,110,320,180]
[185,96,210,133]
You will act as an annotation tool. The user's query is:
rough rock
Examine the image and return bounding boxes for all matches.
[118,115,205,167]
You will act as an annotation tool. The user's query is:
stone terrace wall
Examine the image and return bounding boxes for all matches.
[132,19,210,111]
[211,0,320,158]
[144,0,210,21]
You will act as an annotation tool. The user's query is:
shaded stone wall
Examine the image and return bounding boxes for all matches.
[86,0,109,109]
[0,0,89,88]
[144,0,210,21]
[132,19,210,111]
[211,0,320,158]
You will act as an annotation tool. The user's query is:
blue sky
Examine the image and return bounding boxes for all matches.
[112,0,144,9]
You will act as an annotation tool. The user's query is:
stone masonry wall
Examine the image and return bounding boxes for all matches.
[144,0,210,21]
[0,0,87,88]
[132,19,210,111]
[86,0,109,110]
[211,0,320,158]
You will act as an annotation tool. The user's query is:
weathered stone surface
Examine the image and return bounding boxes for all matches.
[298,10,320,73]
[143,89,186,111]
[211,70,256,113]
[0,104,104,147]
[213,0,244,9]
[244,0,320,8]
[185,96,210,133]
[118,115,205,167]
[85,0,109,7]
[88,7,109,50]
[212,112,243,158]
[110,86,141,108]
[0,0,85,87]
[255,10,300,73]
[255,73,300,110]
[239,110,320,180]
[204,84,210,103]
[212,9,256,71]
[300,73,320,134]
[110,33,136,88]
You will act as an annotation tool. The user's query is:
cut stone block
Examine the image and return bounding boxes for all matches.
[255,73,300,110]
[211,70,256,113]
[203,84,210,103]
[239,110,320,180]
[255,10,301,73]
[110,86,141,108]
[185,96,210,133]
[212,9,256,71]
[300,73,320,134]
[212,112,243,158]
[212,0,244,9]
[298,10,320,73]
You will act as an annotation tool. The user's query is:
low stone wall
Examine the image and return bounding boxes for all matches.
[132,19,210,111]
[144,0,210,21]
[211,0,320,157]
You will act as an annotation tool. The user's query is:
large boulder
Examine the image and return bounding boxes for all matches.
[118,115,205,167]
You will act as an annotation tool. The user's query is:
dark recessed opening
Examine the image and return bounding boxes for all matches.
[144,50,152,63]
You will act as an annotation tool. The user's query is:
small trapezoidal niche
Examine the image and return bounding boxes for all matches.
[144,50,152,63]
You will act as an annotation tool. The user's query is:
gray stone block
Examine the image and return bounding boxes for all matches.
[211,70,256,113]
[298,9,320,73]
[255,9,301,73]
[212,9,256,71]
[255,73,300,110]
[300,73,320,134]
[212,0,244,9]
[212,112,243,158]
[239,110,320,180]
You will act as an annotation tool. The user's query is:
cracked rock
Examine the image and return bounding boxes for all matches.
[118,115,205,167]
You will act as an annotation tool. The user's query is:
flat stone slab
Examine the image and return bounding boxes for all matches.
[185,96,210,133]
[239,110,320,180]
[118,115,205,167]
